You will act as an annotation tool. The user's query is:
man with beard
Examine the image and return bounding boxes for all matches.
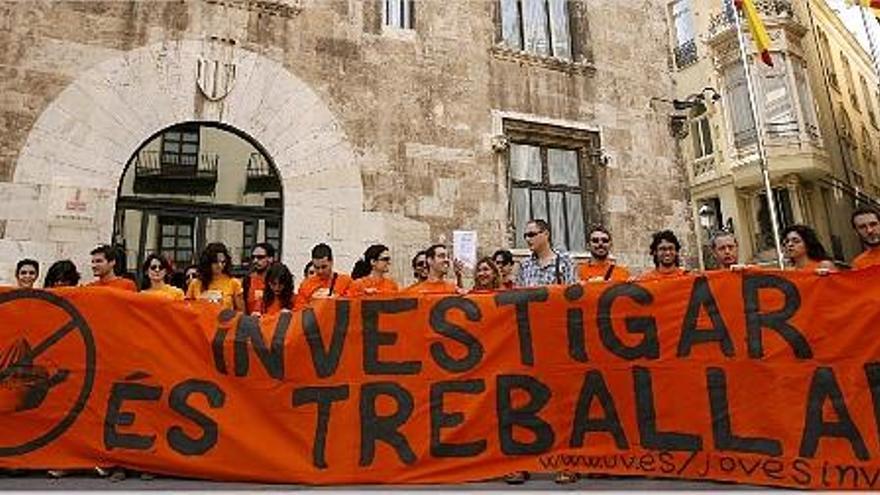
[294,243,353,310]
[577,225,630,282]
[852,207,880,269]
[639,230,688,281]
[404,244,459,294]
[243,242,276,315]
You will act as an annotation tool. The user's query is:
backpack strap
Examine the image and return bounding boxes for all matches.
[603,264,615,281]
[328,273,338,296]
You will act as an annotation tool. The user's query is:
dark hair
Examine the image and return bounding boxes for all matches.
[303,261,314,279]
[352,244,389,280]
[474,257,502,290]
[182,265,200,290]
[411,250,427,269]
[425,244,446,259]
[44,260,80,288]
[528,218,552,243]
[492,249,514,266]
[589,225,611,240]
[16,259,39,277]
[198,242,232,289]
[140,253,172,290]
[851,207,880,228]
[90,244,118,263]
[263,263,294,311]
[781,224,830,262]
[252,242,277,259]
[649,230,681,267]
[311,243,333,261]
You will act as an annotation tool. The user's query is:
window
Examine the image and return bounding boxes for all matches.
[242,221,257,262]
[500,0,572,60]
[691,110,713,160]
[841,54,859,111]
[817,31,839,90]
[861,74,877,128]
[670,0,698,68]
[760,54,798,137]
[793,59,819,137]
[723,61,758,149]
[756,188,794,251]
[383,0,413,29]
[508,142,587,252]
[158,217,195,268]
[160,126,199,167]
[265,220,281,252]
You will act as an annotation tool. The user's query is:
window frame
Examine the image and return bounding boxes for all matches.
[160,125,200,168]
[157,216,195,268]
[499,0,574,61]
[382,0,414,30]
[503,119,600,254]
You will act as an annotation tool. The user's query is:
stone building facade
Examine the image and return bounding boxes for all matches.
[0,0,693,285]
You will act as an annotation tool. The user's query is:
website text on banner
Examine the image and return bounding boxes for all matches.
[1,269,879,489]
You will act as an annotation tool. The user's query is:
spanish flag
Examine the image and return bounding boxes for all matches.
[735,0,774,67]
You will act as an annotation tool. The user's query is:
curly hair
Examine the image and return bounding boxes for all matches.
[197,242,232,289]
[781,224,830,262]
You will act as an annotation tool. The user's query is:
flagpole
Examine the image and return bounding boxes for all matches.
[733,4,786,268]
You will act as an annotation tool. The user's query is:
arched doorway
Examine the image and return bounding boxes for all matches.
[113,122,283,276]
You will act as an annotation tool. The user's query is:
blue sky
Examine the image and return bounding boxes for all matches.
[827,0,880,70]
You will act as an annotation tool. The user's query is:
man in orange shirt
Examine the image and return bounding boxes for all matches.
[294,243,353,310]
[578,225,630,282]
[852,207,880,269]
[243,242,275,314]
[88,244,137,291]
[639,230,688,281]
[404,244,459,294]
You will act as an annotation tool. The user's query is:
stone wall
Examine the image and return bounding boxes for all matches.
[0,0,694,285]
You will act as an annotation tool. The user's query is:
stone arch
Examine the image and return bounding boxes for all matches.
[5,40,427,282]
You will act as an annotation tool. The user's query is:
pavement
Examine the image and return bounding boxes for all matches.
[0,471,764,491]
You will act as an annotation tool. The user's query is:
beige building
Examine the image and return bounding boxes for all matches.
[0,0,695,286]
[669,0,879,267]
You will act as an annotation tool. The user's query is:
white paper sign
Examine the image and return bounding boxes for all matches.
[452,230,477,270]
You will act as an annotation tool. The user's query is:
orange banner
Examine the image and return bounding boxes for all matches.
[2,269,880,489]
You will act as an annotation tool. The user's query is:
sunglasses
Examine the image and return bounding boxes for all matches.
[186,272,199,280]
[590,237,610,244]
[415,261,427,268]
[494,259,510,266]
[149,263,165,272]
[378,256,391,262]
[523,231,543,239]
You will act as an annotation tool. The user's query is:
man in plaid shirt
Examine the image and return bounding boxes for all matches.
[515,219,576,287]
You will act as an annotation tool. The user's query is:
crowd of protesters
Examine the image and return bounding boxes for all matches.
[12,207,880,312]
[5,207,880,483]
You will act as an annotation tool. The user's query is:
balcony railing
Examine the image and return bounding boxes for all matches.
[244,152,281,193]
[673,39,699,69]
[135,150,218,179]
[708,0,795,39]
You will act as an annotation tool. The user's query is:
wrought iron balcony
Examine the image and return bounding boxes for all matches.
[707,0,795,39]
[133,150,218,194]
[673,39,699,69]
[244,152,281,193]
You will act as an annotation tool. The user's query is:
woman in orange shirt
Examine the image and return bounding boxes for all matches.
[261,263,295,316]
[346,244,399,296]
[186,243,244,311]
[781,224,836,273]
[141,254,184,300]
